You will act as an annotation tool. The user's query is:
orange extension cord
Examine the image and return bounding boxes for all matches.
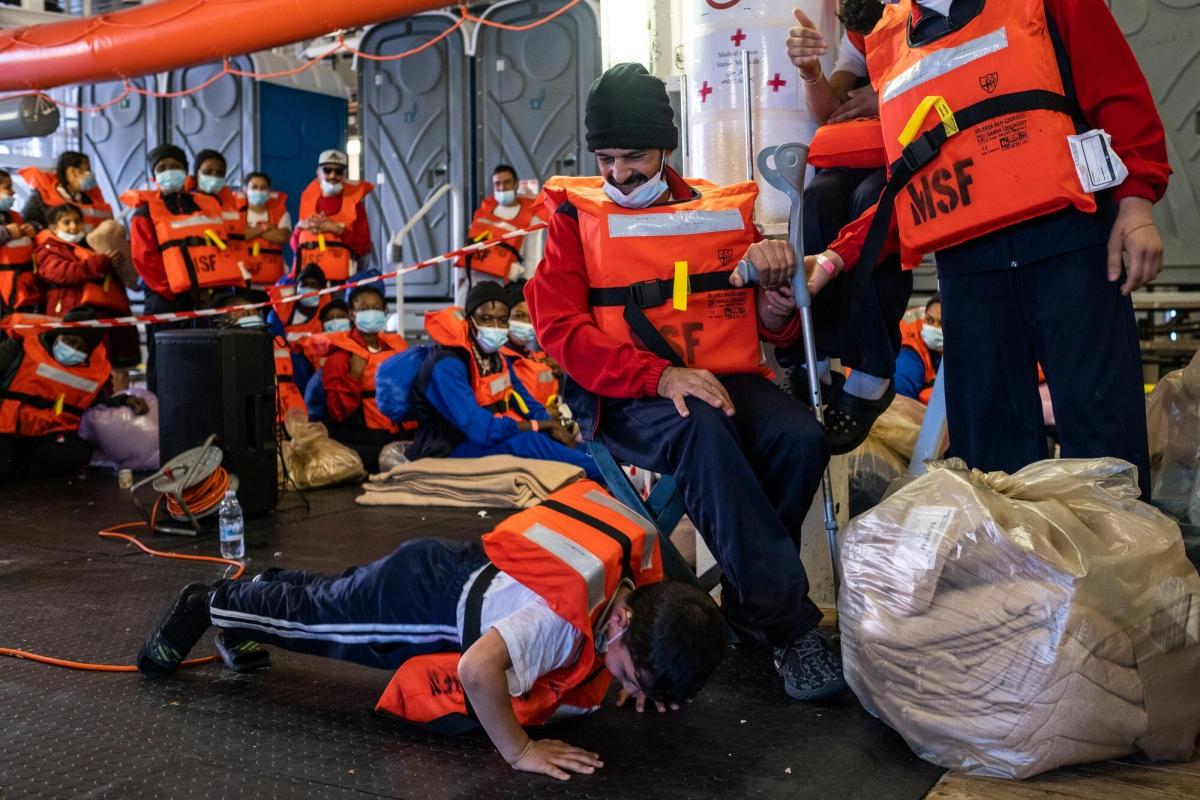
[0,467,245,673]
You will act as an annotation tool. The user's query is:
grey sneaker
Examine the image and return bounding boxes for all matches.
[774,629,848,701]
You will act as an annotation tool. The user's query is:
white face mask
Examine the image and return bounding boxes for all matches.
[494,189,516,206]
[320,177,344,197]
[55,229,85,244]
[603,155,668,210]
[508,320,536,345]
[475,325,510,354]
[921,323,944,352]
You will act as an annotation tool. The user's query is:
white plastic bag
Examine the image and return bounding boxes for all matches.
[1146,350,1200,522]
[78,388,159,471]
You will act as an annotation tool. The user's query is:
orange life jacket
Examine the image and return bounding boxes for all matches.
[19,167,115,232]
[809,118,888,169]
[325,329,407,433]
[33,229,130,315]
[375,479,664,730]
[425,307,525,420]
[866,0,1094,261]
[296,179,373,282]
[898,317,937,405]
[455,195,540,280]
[273,335,307,425]
[0,314,111,437]
[119,188,243,295]
[542,176,765,377]
[0,210,39,311]
[504,346,559,410]
[267,284,330,346]
[185,179,249,283]
[234,189,289,285]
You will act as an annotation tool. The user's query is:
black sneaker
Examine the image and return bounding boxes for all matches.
[137,583,213,676]
[823,382,896,455]
[214,631,271,673]
[774,629,848,701]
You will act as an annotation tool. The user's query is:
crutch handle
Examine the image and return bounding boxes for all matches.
[735,259,814,312]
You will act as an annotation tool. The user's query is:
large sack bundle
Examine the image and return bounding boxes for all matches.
[281,413,365,490]
[840,458,1200,779]
[78,388,159,471]
[1146,350,1200,522]
[845,394,925,516]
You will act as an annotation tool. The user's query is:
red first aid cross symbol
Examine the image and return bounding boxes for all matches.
[730,28,747,47]
[767,73,788,92]
[699,80,713,103]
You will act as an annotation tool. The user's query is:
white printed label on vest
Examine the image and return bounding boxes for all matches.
[1067,129,1128,193]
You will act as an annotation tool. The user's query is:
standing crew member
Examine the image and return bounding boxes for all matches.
[456,164,543,304]
[291,149,372,284]
[189,149,248,282]
[801,0,1169,497]
[895,294,942,404]
[125,144,244,393]
[0,169,40,314]
[526,63,845,701]
[236,171,291,287]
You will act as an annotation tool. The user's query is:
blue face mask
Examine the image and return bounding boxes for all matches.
[53,339,88,366]
[235,314,266,329]
[78,171,98,192]
[198,174,226,194]
[246,189,270,207]
[156,169,186,194]
[354,309,386,334]
[320,178,344,197]
[298,293,322,309]
[0,195,13,213]
[475,325,510,354]
[494,189,516,206]
[323,317,351,333]
[508,320,536,345]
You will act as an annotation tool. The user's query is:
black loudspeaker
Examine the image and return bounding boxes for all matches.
[155,328,278,516]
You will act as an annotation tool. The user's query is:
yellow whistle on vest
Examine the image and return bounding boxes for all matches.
[317,233,327,253]
[203,229,228,251]
[53,394,65,416]
[673,261,689,311]
[252,241,261,257]
[899,95,959,147]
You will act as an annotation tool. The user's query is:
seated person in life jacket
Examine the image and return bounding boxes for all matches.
[266,264,329,344]
[290,149,372,284]
[895,294,943,404]
[527,63,846,702]
[0,307,148,483]
[455,164,544,306]
[777,0,914,455]
[409,282,600,481]
[292,298,350,395]
[0,169,41,315]
[502,280,561,415]
[215,289,308,427]
[322,283,408,471]
[136,480,727,780]
[238,171,292,287]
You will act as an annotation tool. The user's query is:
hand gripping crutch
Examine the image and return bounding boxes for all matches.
[738,142,840,596]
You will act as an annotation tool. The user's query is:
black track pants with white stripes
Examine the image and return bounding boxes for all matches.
[209,539,488,669]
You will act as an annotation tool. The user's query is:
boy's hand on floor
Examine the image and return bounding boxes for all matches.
[615,687,679,714]
[511,739,603,781]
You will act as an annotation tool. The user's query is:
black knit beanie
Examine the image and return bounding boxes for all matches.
[465,281,511,317]
[147,143,187,173]
[585,63,678,152]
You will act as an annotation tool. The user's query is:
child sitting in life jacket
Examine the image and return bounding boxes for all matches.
[407,282,598,480]
[0,169,39,315]
[267,264,329,345]
[136,479,727,780]
[0,306,148,482]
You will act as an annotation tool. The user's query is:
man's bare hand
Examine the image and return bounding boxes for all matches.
[616,687,680,714]
[511,739,603,781]
[657,367,735,418]
[1107,196,1163,295]
[786,9,827,81]
[827,85,879,123]
[757,284,796,331]
[740,239,795,289]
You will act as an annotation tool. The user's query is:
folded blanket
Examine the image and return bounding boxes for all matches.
[356,455,584,510]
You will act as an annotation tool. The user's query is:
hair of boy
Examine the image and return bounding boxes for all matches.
[319,298,349,321]
[837,0,886,36]
[245,171,271,187]
[492,164,518,182]
[622,581,727,705]
[56,151,90,188]
[46,203,83,228]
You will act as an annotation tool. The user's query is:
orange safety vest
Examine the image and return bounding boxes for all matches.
[33,229,130,315]
[273,335,307,424]
[0,210,39,311]
[898,317,938,405]
[119,188,243,295]
[267,284,330,346]
[234,190,289,285]
[19,167,116,232]
[0,314,111,437]
[866,0,1094,261]
[295,179,373,282]
[455,195,540,280]
[325,329,407,433]
[809,118,888,169]
[375,479,664,730]
[186,179,249,283]
[425,307,525,419]
[504,346,559,410]
[543,176,765,377]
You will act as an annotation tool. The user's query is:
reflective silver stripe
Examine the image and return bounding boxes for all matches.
[221,211,240,220]
[83,208,113,219]
[882,27,1008,103]
[489,372,511,393]
[583,489,659,571]
[476,217,518,231]
[4,237,31,248]
[286,332,310,342]
[522,522,607,614]
[608,209,744,239]
[34,361,99,393]
[538,371,555,383]
[273,349,290,359]
[167,215,224,229]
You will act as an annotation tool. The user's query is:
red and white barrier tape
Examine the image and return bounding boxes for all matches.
[4,223,548,330]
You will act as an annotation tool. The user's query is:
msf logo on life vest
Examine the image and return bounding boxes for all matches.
[907,158,975,227]
[195,253,220,272]
[659,322,703,364]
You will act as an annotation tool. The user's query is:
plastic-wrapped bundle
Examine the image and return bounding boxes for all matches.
[839,458,1200,779]
[281,413,365,490]
[78,388,159,471]
[1146,350,1200,522]
[845,394,925,516]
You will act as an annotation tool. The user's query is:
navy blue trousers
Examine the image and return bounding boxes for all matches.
[939,243,1151,498]
[598,374,828,647]
[209,539,487,670]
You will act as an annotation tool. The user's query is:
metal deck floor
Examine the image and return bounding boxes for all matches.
[0,472,946,799]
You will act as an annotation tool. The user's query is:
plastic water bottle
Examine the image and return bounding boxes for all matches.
[218,490,245,560]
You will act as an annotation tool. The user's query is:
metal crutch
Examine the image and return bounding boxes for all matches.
[739,142,841,596]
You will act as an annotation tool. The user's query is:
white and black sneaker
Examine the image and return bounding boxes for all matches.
[774,628,848,701]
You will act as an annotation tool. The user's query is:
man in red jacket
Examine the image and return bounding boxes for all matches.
[794,0,1169,498]
[527,64,845,702]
